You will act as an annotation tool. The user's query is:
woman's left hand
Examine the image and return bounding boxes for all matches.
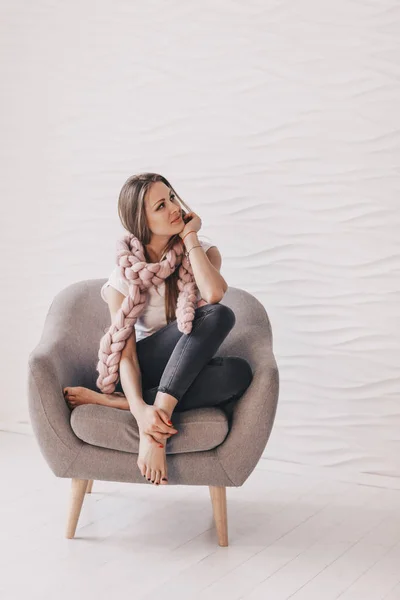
[179,211,202,241]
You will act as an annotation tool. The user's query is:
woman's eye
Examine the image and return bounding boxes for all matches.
[158,195,175,210]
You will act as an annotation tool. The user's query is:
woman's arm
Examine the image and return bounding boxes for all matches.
[184,234,228,303]
[119,357,146,420]
[104,286,147,421]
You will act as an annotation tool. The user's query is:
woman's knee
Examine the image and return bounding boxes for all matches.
[207,302,236,330]
[227,356,253,392]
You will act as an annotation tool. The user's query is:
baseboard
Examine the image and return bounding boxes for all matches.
[259,456,400,490]
[0,420,33,436]
[1,420,399,490]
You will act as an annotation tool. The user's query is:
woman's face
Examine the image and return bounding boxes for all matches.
[145,181,184,236]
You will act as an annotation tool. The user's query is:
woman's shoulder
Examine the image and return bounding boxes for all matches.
[105,265,130,296]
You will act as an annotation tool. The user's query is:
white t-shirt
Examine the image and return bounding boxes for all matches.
[100,237,215,341]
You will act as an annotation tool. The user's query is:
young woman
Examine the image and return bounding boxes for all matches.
[64,173,253,486]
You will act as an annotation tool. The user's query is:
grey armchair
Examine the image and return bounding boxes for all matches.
[27,281,279,546]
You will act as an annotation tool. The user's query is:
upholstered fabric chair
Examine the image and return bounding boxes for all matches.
[27,280,279,546]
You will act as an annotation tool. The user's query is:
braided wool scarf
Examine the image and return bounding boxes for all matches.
[96,232,202,394]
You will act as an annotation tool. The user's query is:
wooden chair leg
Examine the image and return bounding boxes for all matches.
[65,478,88,539]
[209,485,228,546]
[86,479,94,494]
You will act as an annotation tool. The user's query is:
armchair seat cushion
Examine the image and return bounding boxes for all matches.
[70,404,230,454]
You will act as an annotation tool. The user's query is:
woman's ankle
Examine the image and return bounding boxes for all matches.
[103,393,130,411]
[154,391,178,419]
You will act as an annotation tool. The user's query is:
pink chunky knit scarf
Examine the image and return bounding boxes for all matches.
[96,232,201,394]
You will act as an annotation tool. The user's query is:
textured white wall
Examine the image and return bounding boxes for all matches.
[2,1,400,479]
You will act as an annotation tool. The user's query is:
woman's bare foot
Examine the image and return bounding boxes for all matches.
[137,392,178,486]
[137,431,168,485]
[63,386,129,410]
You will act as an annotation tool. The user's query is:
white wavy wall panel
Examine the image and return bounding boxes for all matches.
[1,1,399,479]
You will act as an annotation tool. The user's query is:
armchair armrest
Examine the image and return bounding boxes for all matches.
[216,339,279,486]
[27,341,84,478]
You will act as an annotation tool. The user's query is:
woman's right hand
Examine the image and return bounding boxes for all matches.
[135,404,178,446]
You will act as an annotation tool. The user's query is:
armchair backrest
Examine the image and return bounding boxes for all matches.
[39,280,275,391]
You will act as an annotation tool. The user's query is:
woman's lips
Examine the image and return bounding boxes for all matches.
[171,215,182,224]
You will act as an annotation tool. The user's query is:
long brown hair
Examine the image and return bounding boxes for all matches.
[117,172,193,324]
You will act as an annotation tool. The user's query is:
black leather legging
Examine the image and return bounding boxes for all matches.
[116,303,253,413]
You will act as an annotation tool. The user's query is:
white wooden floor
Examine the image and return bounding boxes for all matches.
[1,429,400,600]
